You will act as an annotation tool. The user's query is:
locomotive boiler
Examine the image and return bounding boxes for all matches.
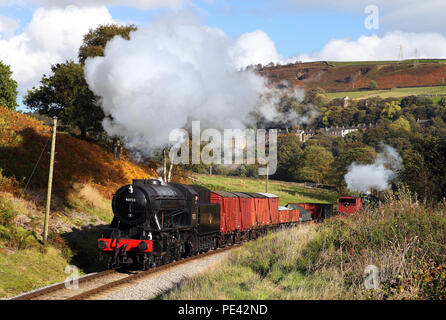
[98,179,221,269]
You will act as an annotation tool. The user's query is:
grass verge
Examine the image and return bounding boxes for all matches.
[163,186,446,300]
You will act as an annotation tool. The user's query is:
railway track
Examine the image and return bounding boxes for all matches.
[67,244,240,300]
[11,244,240,300]
[11,222,318,300]
[11,269,125,300]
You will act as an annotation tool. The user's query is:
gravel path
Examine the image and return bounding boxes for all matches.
[99,251,232,300]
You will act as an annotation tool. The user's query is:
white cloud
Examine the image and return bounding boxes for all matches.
[0,0,184,10]
[230,30,283,69]
[298,31,446,62]
[0,5,114,93]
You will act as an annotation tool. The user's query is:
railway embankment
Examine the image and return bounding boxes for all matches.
[0,106,155,298]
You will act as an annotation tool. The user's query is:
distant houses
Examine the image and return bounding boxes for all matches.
[277,123,375,143]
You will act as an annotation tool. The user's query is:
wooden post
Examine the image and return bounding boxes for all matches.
[266,162,269,193]
[163,149,167,182]
[43,117,57,243]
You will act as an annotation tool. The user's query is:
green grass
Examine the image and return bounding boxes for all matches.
[0,246,70,298]
[0,186,112,298]
[191,173,338,206]
[163,187,446,300]
[326,86,446,100]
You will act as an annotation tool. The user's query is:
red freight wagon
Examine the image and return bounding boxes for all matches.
[210,191,241,233]
[297,203,323,221]
[289,209,300,222]
[211,191,233,233]
[232,192,255,231]
[337,197,362,214]
[242,193,269,226]
[278,209,290,223]
[259,193,279,225]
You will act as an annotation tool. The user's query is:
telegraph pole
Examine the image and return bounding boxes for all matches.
[266,162,269,193]
[163,149,167,182]
[43,117,57,243]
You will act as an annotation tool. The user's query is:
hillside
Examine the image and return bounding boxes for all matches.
[191,173,337,205]
[257,59,446,93]
[0,106,156,199]
[0,106,156,298]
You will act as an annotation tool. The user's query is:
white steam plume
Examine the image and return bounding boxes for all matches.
[84,12,310,154]
[344,144,403,193]
[257,88,319,127]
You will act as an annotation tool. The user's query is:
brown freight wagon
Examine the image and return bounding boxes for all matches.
[242,193,269,226]
[290,203,334,221]
[232,192,256,231]
[210,191,241,233]
[278,209,290,223]
[259,193,279,225]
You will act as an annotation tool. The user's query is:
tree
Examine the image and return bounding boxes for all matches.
[24,61,104,138]
[381,101,402,120]
[78,24,137,64]
[0,61,18,110]
[304,87,329,106]
[297,145,334,184]
[439,96,446,108]
[369,80,378,90]
[274,134,303,181]
[330,146,376,186]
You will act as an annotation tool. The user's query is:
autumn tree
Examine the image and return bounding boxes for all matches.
[78,24,137,64]
[381,101,402,120]
[0,61,18,110]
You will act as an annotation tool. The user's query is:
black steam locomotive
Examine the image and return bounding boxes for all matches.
[98,179,221,269]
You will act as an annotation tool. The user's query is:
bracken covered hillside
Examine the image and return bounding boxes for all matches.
[0,106,157,298]
[257,60,446,92]
[0,106,155,199]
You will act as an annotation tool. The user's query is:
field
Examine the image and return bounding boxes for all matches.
[191,173,338,206]
[326,85,446,100]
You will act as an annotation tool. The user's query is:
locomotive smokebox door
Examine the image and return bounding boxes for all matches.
[112,184,149,225]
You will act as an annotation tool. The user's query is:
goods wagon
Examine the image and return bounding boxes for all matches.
[210,191,241,233]
[284,203,312,222]
[290,203,334,221]
[258,193,280,225]
[232,192,256,231]
[337,196,363,214]
[242,192,270,226]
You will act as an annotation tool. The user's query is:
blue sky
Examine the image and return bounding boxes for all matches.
[108,1,377,58]
[0,1,405,59]
[1,0,446,111]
